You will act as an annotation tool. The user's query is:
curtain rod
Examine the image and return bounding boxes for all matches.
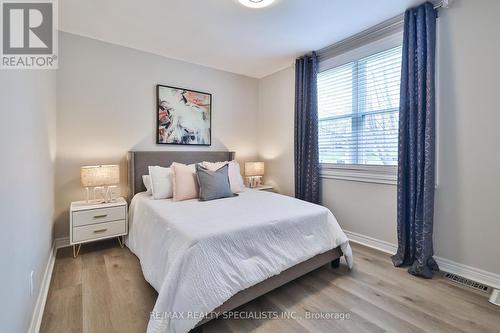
[316,0,451,61]
[435,0,453,10]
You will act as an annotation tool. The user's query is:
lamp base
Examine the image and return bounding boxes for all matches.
[246,176,263,188]
[105,185,118,203]
[85,186,118,204]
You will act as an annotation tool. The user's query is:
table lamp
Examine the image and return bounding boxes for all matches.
[81,165,120,203]
[245,162,264,188]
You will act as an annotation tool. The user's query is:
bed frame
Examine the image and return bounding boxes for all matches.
[127,151,343,329]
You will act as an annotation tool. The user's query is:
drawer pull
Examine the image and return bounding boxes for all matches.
[93,214,108,219]
[93,228,108,233]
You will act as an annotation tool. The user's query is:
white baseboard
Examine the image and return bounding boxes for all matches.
[344,230,500,290]
[28,237,70,333]
[435,256,500,290]
[55,236,70,249]
[344,230,397,255]
[28,241,57,333]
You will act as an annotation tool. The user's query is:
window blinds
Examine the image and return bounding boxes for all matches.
[318,45,402,165]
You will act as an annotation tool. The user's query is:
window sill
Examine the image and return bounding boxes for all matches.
[320,163,397,185]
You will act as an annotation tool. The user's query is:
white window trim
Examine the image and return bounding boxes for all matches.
[320,163,397,185]
[319,31,403,73]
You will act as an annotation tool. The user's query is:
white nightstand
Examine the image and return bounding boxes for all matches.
[70,197,128,258]
[253,185,275,192]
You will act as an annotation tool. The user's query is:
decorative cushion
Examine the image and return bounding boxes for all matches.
[171,162,199,201]
[148,166,173,199]
[196,164,235,201]
[142,175,152,195]
[202,160,245,193]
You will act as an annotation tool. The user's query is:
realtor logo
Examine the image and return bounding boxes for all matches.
[1,0,57,69]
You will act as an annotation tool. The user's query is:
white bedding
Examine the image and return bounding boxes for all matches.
[127,189,353,333]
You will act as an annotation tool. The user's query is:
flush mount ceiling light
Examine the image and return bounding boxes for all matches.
[238,0,274,9]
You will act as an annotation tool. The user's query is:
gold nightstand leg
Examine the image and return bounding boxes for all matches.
[117,236,125,248]
[73,244,81,258]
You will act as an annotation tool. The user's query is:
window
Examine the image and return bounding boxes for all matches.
[318,46,402,166]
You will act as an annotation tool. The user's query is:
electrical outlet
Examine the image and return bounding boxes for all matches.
[30,271,34,297]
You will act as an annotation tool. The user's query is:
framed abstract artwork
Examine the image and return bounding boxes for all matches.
[156,84,212,145]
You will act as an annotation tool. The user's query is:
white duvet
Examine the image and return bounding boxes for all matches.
[127,189,353,333]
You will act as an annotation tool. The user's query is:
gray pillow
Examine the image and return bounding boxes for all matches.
[196,164,236,201]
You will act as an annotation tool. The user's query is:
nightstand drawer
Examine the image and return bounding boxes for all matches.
[73,220,126,243]
[72,205,126,227]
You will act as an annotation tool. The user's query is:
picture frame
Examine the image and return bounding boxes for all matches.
[156,84,212,146]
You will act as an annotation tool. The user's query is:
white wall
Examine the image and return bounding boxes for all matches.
[433,0,500,275]
[55,32,259,238]
[0,71,56,332]
[258,66,295,196]
[258,0,500,275]
[322,179,398,244]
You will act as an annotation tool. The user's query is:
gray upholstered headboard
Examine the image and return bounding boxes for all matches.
[127,151,235,199]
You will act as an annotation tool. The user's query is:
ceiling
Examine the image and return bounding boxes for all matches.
[59,0,423,78]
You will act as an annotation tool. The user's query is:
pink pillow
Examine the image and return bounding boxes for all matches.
[171,162,199,201]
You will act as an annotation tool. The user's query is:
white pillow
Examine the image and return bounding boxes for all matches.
[142,175,152,195]
[148,166,173,199]
[202,160,245,193]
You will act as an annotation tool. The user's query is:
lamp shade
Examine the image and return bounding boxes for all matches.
[245,162,265,176]
[81,165,119,187]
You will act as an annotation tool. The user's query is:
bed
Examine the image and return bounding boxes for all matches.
[126,151,353,333]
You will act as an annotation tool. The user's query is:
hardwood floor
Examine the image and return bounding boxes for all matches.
[40,240,500,333]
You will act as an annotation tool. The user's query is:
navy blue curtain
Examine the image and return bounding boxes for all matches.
[392,2,439,278]
[294,52,320,204]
